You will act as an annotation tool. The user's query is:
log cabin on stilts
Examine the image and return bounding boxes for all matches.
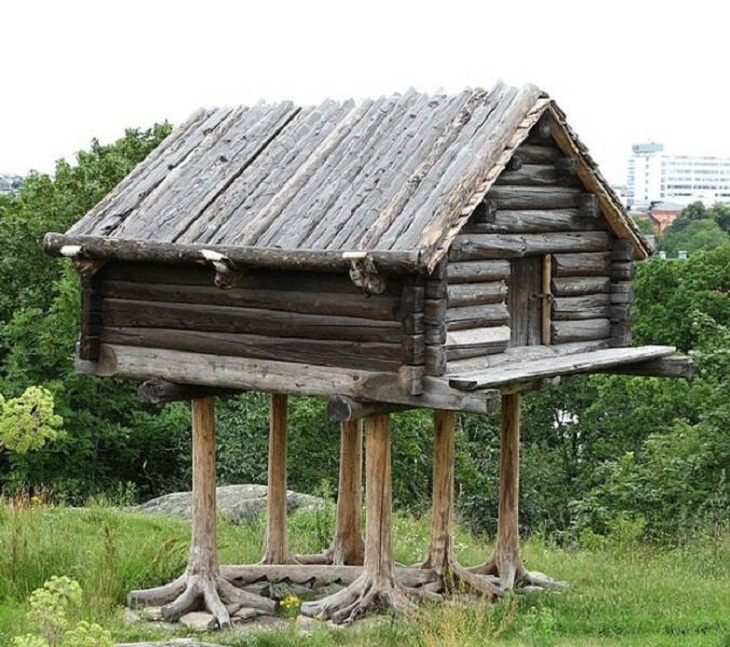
[45,82,694,627]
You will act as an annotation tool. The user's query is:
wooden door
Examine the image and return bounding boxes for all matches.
[509,256,543,346]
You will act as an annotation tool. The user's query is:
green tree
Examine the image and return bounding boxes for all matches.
[661,218,727,256]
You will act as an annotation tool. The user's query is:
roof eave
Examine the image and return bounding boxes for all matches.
[43,233,425,274]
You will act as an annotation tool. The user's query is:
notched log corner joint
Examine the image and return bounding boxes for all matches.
[201,249,244,289]
[343,252,386,296]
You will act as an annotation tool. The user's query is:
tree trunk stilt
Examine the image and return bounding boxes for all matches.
[262,393,296,565]
[471,394,568,592]
[297,420,365,566]
[301,414,414,623]
[421,410,501,599]
[472,393,526,589]
[128,398,275,628]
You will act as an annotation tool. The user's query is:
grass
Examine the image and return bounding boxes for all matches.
[1,497,729,646]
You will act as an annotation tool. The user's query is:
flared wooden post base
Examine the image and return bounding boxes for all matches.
[470,394,566,592]
[301,414,418,623]
[127,398,275,628]
[420,409,502,599]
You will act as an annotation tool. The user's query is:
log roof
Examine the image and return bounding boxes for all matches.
[49,82,649,272]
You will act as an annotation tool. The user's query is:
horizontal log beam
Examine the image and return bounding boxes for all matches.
[594,354,694,378]
[77,344,500,414]
[44,233,423,273]
[326,395,411,421]
[138,378,239,404]
[551,276,611,297]
[450,232,609,261]
[103,298,402,343]
[552,252,611,277]
[551,318,611,344]
[463,209,608,235]
[486,185,583,210]
[101,280,400,321]
[447,260,510,283]
[103,327,403,373]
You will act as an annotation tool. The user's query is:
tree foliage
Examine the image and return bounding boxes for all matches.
[0,123,727,543]
[0,387,62,454]
[659,201,730,256]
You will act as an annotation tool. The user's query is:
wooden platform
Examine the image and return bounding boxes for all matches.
[448,345,677,391]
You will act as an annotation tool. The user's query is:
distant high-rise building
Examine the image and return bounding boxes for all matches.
[626,143,730,209]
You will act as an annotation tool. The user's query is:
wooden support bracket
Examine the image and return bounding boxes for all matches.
[138,378,241,404]
[343,252,386,295]
[326,395,411,421]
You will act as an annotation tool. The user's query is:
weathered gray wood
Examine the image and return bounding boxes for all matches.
[79,344,501,414]
[425,280,448,299]
[610,305,632,323]
[509,256,542,346]
[326,396,411,421]
[515,144,562,165]
[552,294,611,318]
[138,379,239,404]
[594,354,694,378]
[447,260,510,283]
[486,185,584,210]
[355,91,479,249]
[463,209,608,234]
[447,281,507,307]
[611,239,636,262]
[424,299,448,326]
[611,321,632,347]
[69,108,231,237]
[389,83,534,249]
[552,252,611,277]
[45,233,421,274]
[402,334,426,365]
[611,262,636,281]
[551,276,611,297]
[551,318,611,344]
[494,164,562,187]
[425,346,448,376]
[446,303,509,330]
[221,564,439,587]
[186,102,349,246]
[425,323,447,346]
[578,194,599,219]
[445,340,611,374]
[294,92,421,248]
[101,280,400,321]
[102,327,402,373]
[102,299,402,343]
[79,273,103,361]
[448,345,676,391]
[124,103,301,241]
[610,284,635,304]
[555,157,578,176]
[445,326,510,360]
[450,232,609,261]
[399,365,425,395]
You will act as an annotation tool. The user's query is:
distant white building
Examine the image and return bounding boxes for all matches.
[0,174,23,194]
[626,143,730,209]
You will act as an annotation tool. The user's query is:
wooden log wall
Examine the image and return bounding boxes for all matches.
[444,132,620,370]
[93,262,409,374]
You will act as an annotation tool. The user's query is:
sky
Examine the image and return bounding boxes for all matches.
[2,0,729,185]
